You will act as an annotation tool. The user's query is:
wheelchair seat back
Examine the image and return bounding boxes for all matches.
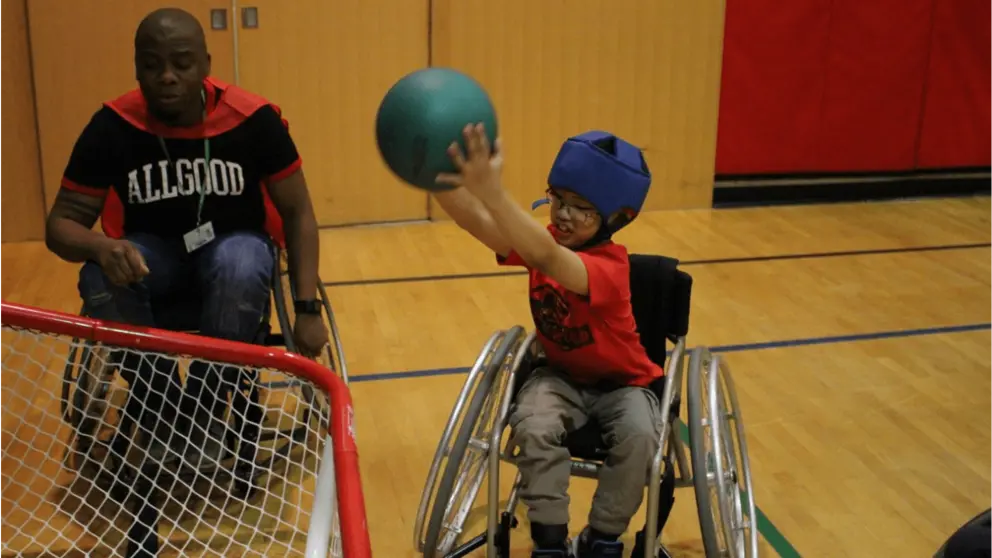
[628,254,692,369]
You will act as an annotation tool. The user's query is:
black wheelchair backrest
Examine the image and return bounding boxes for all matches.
[628,254,693,367]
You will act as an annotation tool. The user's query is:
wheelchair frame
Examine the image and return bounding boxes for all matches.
[55,242,349,556]
[414,267,759,558]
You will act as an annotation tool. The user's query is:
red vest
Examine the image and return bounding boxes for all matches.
[98,76,287,248]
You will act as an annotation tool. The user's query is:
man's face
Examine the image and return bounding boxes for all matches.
[134,25,209,122]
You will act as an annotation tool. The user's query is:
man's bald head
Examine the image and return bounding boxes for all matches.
[135,7,206,51]
[133,7,211,126]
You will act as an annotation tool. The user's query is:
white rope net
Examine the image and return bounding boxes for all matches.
[1,322,344,557]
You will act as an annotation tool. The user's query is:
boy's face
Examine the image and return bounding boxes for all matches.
[547,188,602,248]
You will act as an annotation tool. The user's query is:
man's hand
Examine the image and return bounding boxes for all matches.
[436,123,503,203]
[96,239,150,286]
[293,313,328,358]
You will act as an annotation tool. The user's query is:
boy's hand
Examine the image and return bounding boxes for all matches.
[436,123,503,202]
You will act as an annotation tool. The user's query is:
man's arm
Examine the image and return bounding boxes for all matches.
[250,105,318,300]
[266,169,319,301]
[45,188,113,263]
[46,108,117,262]
[433,189,512,257]
[480,189,590,294]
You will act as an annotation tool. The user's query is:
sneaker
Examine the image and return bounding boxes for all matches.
[631,529,674,558]
[532,548,574,558]
[573,526,624,558]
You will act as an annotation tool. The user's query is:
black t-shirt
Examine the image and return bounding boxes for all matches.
[60,81,300,241]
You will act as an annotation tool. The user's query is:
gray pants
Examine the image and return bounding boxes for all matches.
[508,367,662,535]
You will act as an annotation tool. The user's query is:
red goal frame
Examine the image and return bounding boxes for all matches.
[1,300,373,557]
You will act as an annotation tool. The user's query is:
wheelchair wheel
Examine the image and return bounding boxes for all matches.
[415,326,526,558]
[61,341,116,473]
[933,508,991,558]
[274,248,350,383]
[687,347,759,558]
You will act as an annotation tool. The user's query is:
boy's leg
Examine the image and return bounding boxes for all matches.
[184,231,274,467]
[508,367,588,554]
[77,233,190,461]
[581,387,661,545]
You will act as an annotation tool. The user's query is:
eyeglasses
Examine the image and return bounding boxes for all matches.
[545,189,598,224]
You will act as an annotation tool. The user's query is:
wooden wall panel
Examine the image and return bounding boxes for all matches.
[2,0,46,242]
[235,0,431,226]
[429,0,726,219]
[27,0,236,214]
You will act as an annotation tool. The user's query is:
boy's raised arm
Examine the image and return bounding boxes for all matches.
[432,188,512,258]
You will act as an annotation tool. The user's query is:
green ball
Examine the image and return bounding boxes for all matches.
[375,68,498,192]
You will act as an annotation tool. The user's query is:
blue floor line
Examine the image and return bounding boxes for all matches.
[345,322,991,384]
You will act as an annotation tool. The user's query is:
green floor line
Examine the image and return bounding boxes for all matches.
[676,422,801,557]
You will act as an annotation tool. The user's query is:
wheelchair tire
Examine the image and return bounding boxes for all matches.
[716,352,760,558]
[933,508,992,558]
[63,343,115,473]
[687,347,758,558]
[421,326,525,558]
[687,347,723,557]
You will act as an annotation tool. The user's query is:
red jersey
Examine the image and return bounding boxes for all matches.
[497,239,664,387]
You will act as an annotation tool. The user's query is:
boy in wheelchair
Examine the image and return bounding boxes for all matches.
[434,125,668,558]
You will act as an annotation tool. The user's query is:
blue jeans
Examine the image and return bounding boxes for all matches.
[78,231,274,342]
[78,231,274,462]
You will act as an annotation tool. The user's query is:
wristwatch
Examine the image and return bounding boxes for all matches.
[294,299,322,316]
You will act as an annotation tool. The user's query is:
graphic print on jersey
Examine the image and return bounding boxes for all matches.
[529,283,594,351]
[124,157,246,204]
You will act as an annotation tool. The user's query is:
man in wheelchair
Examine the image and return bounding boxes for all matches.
[44,8,327,467]
[434,125,667,557]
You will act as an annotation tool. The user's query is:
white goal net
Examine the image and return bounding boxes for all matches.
[1,301,370,557]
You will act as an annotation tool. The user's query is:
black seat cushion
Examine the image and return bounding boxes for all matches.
[564,420,610,461]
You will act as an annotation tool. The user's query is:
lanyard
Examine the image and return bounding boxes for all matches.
[156,88,212,227]
[198,135,211,226]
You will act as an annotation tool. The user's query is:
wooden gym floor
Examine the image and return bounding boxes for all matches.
[2,196,990,557]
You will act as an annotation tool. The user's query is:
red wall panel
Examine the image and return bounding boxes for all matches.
[714,1,830,175]
[715,0,990,176]
[817,0,933,172]
[916,0,991,169]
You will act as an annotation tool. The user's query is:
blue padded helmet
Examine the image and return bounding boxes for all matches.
[532,130,651,232]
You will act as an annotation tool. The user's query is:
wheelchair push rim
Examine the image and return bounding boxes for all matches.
[687,346,759,558]
[415,327,525,557]
[717,353,759,557]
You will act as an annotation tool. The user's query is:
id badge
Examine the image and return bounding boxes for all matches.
[183,221,216,253]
